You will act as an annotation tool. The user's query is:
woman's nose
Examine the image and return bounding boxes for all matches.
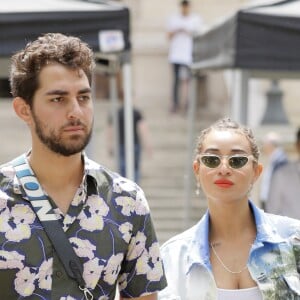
[218,158,232,174]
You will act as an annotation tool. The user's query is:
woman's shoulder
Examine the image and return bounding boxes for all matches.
[264,212,300,238]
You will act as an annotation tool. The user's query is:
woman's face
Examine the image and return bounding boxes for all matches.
[193,129,262,205]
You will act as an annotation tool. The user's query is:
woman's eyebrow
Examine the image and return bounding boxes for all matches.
[203,148,219,153]
[203,148,248,154]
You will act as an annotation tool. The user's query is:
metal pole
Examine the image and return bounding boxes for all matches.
[109,74,120,171]
[231,70,249,124]
[122,62,134,181]
[183,74,197,229]
[85,70,96,159]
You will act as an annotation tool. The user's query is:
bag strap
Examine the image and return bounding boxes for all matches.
[12,155,93,300]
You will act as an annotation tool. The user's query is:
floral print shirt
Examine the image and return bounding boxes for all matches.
[0,154,167,299]
[159,201,300,300]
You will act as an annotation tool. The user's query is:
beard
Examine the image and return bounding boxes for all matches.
[31,110,93,157]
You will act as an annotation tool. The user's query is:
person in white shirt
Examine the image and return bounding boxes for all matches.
[166,0,203,113]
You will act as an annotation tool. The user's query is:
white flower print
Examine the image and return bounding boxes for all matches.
[78,195,109,231]
[38,259,53,290]
[103,253,123,285]
[70,237,96,259]
[0,190,9,210]
[136,250,150,275]
[60,296,77,300]
[146,242,164,281]
[113,178,136,194]
[119,222,133,243]
[135,191,149,216]
[136,243,163,281]
[0,165,15,179]
[0,250,24,269]
[115,196,135,216]
[118,273,129,291]
[14,267,36,297]
[0,208,11,232]
[63,215,77,232]
[127,231,147,261]
[1,204,35,242]
[83,257,104,289]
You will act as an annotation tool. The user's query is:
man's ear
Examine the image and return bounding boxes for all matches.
[13,97,32,125]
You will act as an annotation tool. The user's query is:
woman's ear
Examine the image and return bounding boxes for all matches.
[13,97,32,125]
[254,162,263,182]
[193,159,200,175]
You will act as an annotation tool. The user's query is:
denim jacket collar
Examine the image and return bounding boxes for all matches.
[185,200,286,275]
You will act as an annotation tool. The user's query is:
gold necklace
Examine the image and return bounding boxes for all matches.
[210,243,248,274]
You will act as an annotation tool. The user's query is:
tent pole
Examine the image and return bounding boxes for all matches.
[85,70,96,159]
[184,73,197,229]
[232,70,249,124]
[109,74,120,172]
[122,61,134,181]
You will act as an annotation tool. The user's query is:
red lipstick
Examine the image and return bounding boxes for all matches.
[214,179,234,188]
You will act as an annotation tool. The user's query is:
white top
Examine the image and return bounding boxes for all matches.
[167,13,203,65]
[217,286,263,300]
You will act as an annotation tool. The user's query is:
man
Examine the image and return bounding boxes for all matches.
[166,0,203,113]
[267,128,300,219]
[259,131,288,210]
[107,104,152,184]
[0,33,166,299]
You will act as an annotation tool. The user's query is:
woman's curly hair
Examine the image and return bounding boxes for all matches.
[195,117,260,161]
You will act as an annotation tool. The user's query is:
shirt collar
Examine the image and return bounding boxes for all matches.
[185,201,286,274]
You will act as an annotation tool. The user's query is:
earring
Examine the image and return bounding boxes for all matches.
[195,182,200,196]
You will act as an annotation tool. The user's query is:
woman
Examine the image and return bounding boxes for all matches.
[159,118,300,299]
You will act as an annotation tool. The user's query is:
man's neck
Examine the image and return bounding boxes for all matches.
[28,149,84,190]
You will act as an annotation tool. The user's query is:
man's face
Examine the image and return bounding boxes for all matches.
[29,63,94,156]
[181,4,190,16]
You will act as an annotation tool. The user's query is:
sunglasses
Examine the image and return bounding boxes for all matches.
[198,154,257,169]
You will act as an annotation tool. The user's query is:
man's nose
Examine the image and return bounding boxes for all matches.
[67,99,82,119]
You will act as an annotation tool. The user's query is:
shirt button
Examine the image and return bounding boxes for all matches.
[56,270,63,278]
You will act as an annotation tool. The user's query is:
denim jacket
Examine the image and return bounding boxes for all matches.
[159,201,300,300]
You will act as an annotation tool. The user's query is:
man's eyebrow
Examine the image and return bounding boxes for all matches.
[44,88,92,96]
[45,90,68,96]
[78,88,92,94]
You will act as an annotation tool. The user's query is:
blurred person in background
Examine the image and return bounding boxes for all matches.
[267,127,300,219]
[159,118,300,299]
[166,0,203,114]
[107,104,152,183]
[259,131,288,210]
[0,32,166,299]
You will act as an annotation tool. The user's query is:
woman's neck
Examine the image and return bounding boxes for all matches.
[208,201,256,242]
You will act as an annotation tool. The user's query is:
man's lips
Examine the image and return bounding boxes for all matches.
[214,179,234,188]
[64,125,85,132]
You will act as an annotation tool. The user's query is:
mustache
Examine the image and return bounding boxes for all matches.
[62,120,86,128]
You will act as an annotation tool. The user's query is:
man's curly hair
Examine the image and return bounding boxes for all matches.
[10,33,95,107]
